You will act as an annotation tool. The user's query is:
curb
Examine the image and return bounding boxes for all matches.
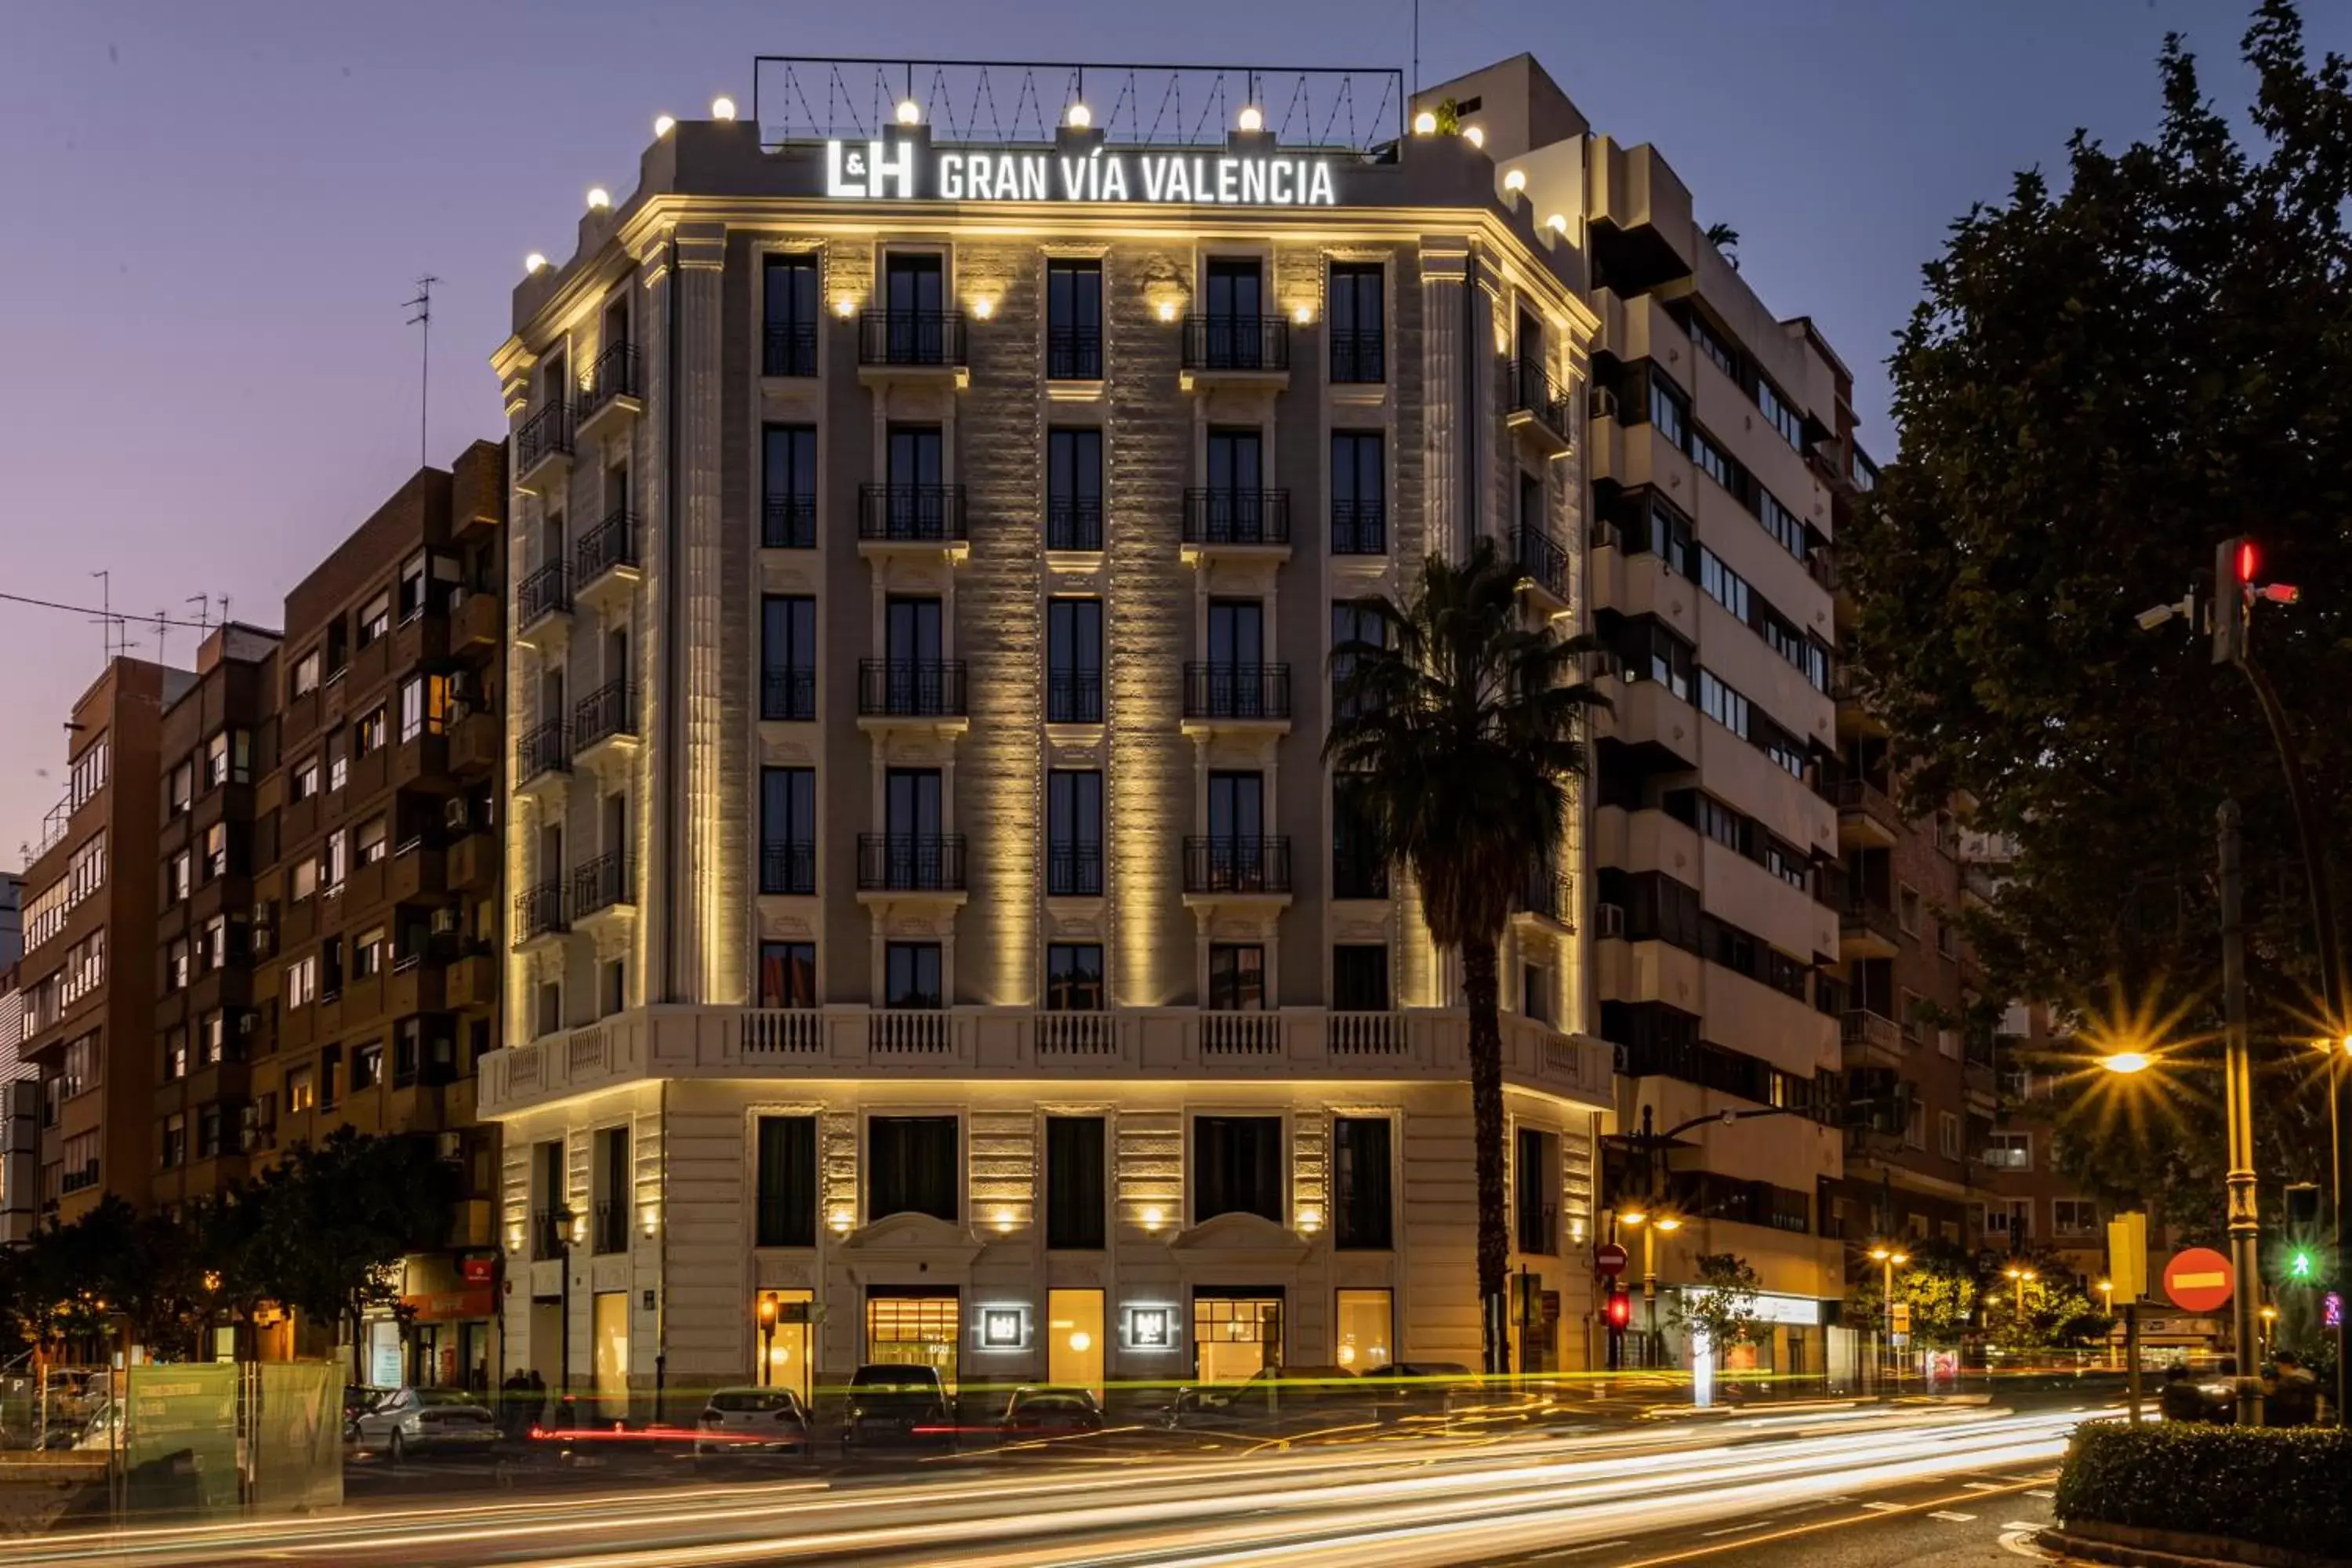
[2042,1524,2352,1568]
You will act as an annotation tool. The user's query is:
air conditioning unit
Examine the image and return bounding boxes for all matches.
[1596,902,1627,939]
[430,908,461,935]
[236,1010,258,1036]
[444,797,473,832]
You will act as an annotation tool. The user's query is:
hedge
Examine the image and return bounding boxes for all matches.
[2053,1421,2352,1560]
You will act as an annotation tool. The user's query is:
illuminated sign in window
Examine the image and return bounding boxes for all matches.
[1124,1305,1176,1350]
[826,140,1338,207]
[976,1306,1026,1350]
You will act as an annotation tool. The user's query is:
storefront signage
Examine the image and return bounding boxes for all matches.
[826,140,1339,206]
[1124,1305,1176,1349]
[977,1307,1026,1350]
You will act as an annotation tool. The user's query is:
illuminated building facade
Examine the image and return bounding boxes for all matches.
[481,56,1613,1414]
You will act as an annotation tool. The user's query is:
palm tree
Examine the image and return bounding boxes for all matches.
[1324,535,1605,1375]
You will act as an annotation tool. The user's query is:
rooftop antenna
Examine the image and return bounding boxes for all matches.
[187,593,212,633]
[89,570,114,660]
[1412,0,1420,100]
[155,610,172,670]
[405,274,439,468]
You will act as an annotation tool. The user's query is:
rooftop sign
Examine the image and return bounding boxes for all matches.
[826,139,1341,206]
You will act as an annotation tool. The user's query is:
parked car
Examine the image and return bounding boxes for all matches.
[1165,1365,1363,1427]
[695,1386,813,1458]
[343,1385,397,1443]
[350,1387,500,1460]
[840,1363,953,1452]
[1378,1361,1480,1414]
[999,1386,1105,1438]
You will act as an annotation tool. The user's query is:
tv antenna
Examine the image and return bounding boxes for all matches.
[405,273,439,467]
[89,570,119,660]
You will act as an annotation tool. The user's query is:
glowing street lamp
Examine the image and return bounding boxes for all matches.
[1619,1210,1680,1365]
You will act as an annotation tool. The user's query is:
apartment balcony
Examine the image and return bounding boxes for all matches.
[569,851,634,935]
[514,881,568,950]
[1180,663,1290,735]
[1839,898,1901,958]
[390,727,452,793]
[1046,846,1103,899]
[514,401,575,496]
[514,562,571,652]
[758,840,817,898]
[761,666,817,723]
[1514,525,1573,612]
[514,720,571,802]
[452,588,502,653]
[762,494,816,550]
[1841,1008,1907,1069]
[1045,671,1104,726]
[445,948,499,1011]
[763,321,818,379]
[856,660,970,734]
[1180,488,1291,562]
[575,343,642,445]
[857,310,969,388]
[1507,359,1574,458]
[387,953,446,1018]
[1513,865,1577,934]
[1182,836,1293,907]
[573,509,642,612]
[570,681,641,771]
[1330,499,1386,557]
[857,484,970,559]
[1835,776,1900,848]
[1964,1058,1998,1116]
[855,834,968,904]
[1046,496,1103,553]
[448,709,499,778]
[449,829,497,893]
[1328,329,1385,387]
[385,839,448,903]
[1179,314,1289,390]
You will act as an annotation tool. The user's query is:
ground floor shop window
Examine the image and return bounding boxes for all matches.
[1047,1288,1104,1398]
[754,1288,814,1404]
[593,1291,630,1420]
[1334,1289,1392,1372]
[866,1290,960,1393]
[1192,1292,1282,1382]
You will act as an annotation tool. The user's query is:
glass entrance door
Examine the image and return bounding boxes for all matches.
[866,1291,960,1394]
[1192,1294,1282,1383]
[1047,1289,1105,1399]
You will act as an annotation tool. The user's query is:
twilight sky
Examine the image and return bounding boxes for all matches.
[0,0,2334,860]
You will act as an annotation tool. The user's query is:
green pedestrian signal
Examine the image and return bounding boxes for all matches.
[2288,1249,2314,1281]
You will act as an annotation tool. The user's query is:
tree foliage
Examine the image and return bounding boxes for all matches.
[1843,1236,1982,1343]
[1323,536,1604,1372]
[1845,0,2352,1221]
[1669,1252,1765,1348]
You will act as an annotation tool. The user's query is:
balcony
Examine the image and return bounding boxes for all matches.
[855,834,968,901]
[514,881,568,949]
[1047,325,1102,383]
[452,589,501,653]
[1514,865,1576,932]
[1047,845,1104,899]
[1330,499,1386,557]
[569,851,633,929]
[1839,898,1901,958]
[761,666,816,722]
[1841,1008,1906,1068]
[1046,496,1103,553]
[762,493,816,550]
[591,1200,631,1256]
[448,710,499,778]
[1331,844,1389,901]
[575,343,642,445]
[1506,358,1573,457]
[857,660,969,731]
[515,562,571,650]
[1180,489,1290,560]
[515,720,571,800]
[763,321,817,378]
[1329,329,1385,386]
[1043,670,1103,726]
[445,948,498,1011]
[1515,526,1572,611]
[1834,777,1900,848]
[759,840,816,897]
[1180,314,1289,390]
[858,484,969,557]
[1182,836,1293,902]
[857,310,969,387]
[1181,663,1290,732]
[514,401,575,495]
[573,509,642,610]
[571,681,640,769]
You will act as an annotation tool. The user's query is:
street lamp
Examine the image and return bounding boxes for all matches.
[1618,1210,1681,1367]
[1868,1247,1909,1380]
[2097,1279,2116,1368]
[756,1294,779,1388]
[2005,1265,2037,1325]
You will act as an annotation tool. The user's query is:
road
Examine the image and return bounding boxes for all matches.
[13,1400,2093,1567]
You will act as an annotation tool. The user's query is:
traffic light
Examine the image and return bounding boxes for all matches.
[2285,1182,2322,1229]
[1605,1287,1632,1331]
[2214,537,2252,666]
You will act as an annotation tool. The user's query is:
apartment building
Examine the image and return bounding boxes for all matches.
[150,623,281,1213]
[20,658,191,1222]
[1421,56,1851,1363]
[252,442,508,1386]
[481,56,1613,1414]
[1,956,32,1245]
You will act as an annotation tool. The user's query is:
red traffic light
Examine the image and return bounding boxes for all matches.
[1605,1288,1632,1330]
[2238,541,2259,583]
[2260,583,2301,604]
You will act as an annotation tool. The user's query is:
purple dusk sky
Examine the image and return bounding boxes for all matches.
[0,1,2330,860]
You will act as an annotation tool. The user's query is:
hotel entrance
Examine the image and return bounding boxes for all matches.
[753,1289,815,1405]
[1191,1290,1283,1382]
[865,1289,960,1393]
[1047,1289,1104,1398]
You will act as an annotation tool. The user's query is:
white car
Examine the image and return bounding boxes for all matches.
[350,1387,500,1461]
[695,1385,813,1458]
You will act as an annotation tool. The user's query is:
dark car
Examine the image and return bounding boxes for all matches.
[1165,1365,1363,1428]
[841,1363,953,1452]
[1377,1361,1480,1415]
[1000,1386,1105,1439]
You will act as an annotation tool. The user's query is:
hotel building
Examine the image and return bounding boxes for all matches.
[481,56,1616,1414]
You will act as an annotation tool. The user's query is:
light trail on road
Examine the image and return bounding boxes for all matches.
[16,1402,2094,1568]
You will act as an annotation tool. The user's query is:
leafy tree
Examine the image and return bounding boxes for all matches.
[1980,1248,2111,1352]
[1844,1237,1981,1343]
[1325,537,1604,1373]
[1843,0,2352,1220]
[1669,1253,1765,1353]
[1703,221,1741,267]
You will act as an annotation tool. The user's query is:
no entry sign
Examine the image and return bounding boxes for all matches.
[2162,1247,2235,1314]
[1594,1243,1630,1279]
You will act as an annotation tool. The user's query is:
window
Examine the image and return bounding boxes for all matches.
[1192,1116,1283,1224]
[1047,771,1103,896]
[198,1105,224,1160]
[1697,670,1749,735]
[287,1066,316,1113]
[1757,378,1804,449]
[166,936,191,993]
[198,1011,224,1068]
[1689,312,1740,380]
[1903,1096,1927,1149]
[292,649,322,697]
[205,731,230,789]
[201,915,227,972]
[762,255,819,375]
[1523,962,1555,1024]
[1045,1116,1107,1248]
[289,858,317,902]
[398,673,448,743]
[327,733,348,792]
[163,1028,188,1082]
[1646,368,1690,449]
[1939,1112,1962,1160]
[755,1116,818,1247]
[2053,1198,2100,1236]
[169,759,194,817]
[1645,496,1693,576]
[1330,601,1386,718]
[1697,548,1750,623]
[203,822,228,880]
[1044,943,1104,1011]
[162,1114,187,1169]
[1046,427,1103,550]
[1983,1131,2031,1171]
[1047,598,1104,723]
[61,1033,101,1098]
[1936,918,1958,959]
[761,425,818,547]
[354,925,384,981]
[1332,774,1386,900]
[1332,1116,1392,1249]
[359,592,390,646]
[1515,1127,1559,1252]
[286,955,317,1008]
[1046,259,1103,379]
[884,942,942,1008]
[1332,945,1389,1011]
[759,768,816,895]
[352,1040,383,1092]
[360,816,389,868]
[1897,885,1922,935]
[1330,431,1385,554]
[1759,488,1807,560]
[168,850,191,903]
[866,1115,959,1222]
[1201,256,1266,368]
[354,707,386,757]
[1207,944,1265,1011]
[760,595,817,720]
[1328,261,1384,383]
[319,1046,341,1108]
[1616,619,1693,701]
[70,739,108,811]
[757,942,816,1009]
[292,755,319,802]
[321,937,343,1000]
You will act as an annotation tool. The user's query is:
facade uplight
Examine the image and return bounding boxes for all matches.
[1545,212,1569,234]
[896,98,921,126]
[1156,299,1178,323]
[654,114,676,138]
[711,96,738,122]
[586,187,611,210]
[1413,110,1438,135]
[1238,105,1264,132]
[524,252,548,274]
[1141,1206,1166,1230]
[1464,125,1485,148]
[1066,103,1093,129]
[1503,169,1527,193]
[1291,303,1312,325]
[834,296,858,318]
